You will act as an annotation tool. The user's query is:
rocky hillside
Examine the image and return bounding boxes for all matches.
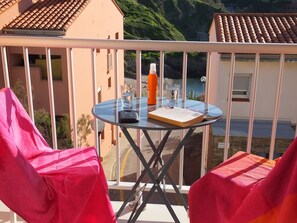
[115,0,293,78]
[116,0,223,41]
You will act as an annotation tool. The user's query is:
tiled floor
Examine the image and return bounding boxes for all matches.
[0,201,189,223]
[113,201,189,223]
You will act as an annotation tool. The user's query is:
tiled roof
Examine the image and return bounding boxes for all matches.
[214,13,297,43]
[3,0,91,35]
[0,0,18,14]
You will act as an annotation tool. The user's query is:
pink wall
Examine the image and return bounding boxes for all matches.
[7,46,70,115]
[0,0,37,29]
[0,0,124,157]
[0,3,19,30]
[65,0,124,156]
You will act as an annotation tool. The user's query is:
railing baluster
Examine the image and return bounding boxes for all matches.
[159,51,165,98]
[181,52,188,100]
[247,53,260,153]
[45,47,58,150]
[91,48,99,154]
[9,211,16,223]
[224,53,236,161]
[178,52,188,188]
[135,49,143,205]
[1,46,10,88]
[23,47,34,123]
[113,49,121,185]
[66,48,78,148]
[158,51,166,191]
[135,50,142,176]
[201,52,212,176]
[136,50,142,98]
[269,54,285,160]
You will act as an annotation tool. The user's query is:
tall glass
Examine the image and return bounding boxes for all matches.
[166,84,179,108]
[120,84,134,110]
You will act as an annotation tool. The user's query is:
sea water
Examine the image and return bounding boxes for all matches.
[170,78,204,98]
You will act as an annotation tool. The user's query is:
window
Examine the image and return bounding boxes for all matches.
[97,87,102,103]
[108,77,112,88]
[100,129,105,140]
[232,73,251,101]
[111,125,116,145]
[107,35,112,72]
[97,87,105,140]
[107,52,113,71]
[32,54,62,81]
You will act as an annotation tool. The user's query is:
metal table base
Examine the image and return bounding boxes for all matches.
[92,97,222,222]
[116,127,195,223]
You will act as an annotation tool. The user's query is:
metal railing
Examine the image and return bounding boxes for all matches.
[1,35,297,221]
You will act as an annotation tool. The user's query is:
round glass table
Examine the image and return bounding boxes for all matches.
[92,97,222,130]
[92,97,222,223]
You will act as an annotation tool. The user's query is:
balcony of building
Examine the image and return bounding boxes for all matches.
[0,35,296,223]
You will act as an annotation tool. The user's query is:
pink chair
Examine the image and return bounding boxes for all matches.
[0,88,116,223]
[189,137,297,223]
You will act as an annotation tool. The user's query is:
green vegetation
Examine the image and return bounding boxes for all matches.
[220,0,291,12]
[116,0,223,79]
[116,0,223,41]
[76,114,92,147]
[187,89,204,101]
[117,0,293,41]
[116,0,186,40]
[116,0,293,79]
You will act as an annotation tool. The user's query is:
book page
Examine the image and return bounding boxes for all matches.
[152,107,201,121]
[148,107,203,126]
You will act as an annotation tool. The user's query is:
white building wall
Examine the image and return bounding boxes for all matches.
[212,57,297,125]
[208,18,297,126]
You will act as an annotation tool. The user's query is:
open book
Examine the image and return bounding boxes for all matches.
[148,106,204,127]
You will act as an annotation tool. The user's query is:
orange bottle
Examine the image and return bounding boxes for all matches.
[148,63,158,105]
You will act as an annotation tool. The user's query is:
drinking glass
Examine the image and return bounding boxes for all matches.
[120,84,134,110]
[166,84,179,108]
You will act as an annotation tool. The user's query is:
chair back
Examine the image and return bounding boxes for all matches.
[0,88,52,160]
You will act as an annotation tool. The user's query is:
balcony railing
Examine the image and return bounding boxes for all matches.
[1,35,297,222]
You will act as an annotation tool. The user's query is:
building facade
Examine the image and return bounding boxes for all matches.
[207,13,296,166]
[0,0,124,156]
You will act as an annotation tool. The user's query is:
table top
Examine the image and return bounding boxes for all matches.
[92,97,222,131]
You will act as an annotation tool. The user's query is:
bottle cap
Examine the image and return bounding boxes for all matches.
[149,63,157,74]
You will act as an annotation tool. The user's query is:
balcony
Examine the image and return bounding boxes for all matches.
[0,35,296,222]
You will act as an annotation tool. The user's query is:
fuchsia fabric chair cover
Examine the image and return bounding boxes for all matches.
[0,88,116,223]
[189,137,297,223]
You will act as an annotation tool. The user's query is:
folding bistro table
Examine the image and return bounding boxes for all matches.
[92,97,222,222]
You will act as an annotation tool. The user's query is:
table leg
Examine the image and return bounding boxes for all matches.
[142,130,188,210]
[129,128,195,222]
[119,127,195,222]
[116,128,172,218]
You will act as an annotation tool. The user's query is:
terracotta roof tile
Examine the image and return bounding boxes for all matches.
[214,13,297,43]
[0,0,18,14]
[3,0,91,35]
